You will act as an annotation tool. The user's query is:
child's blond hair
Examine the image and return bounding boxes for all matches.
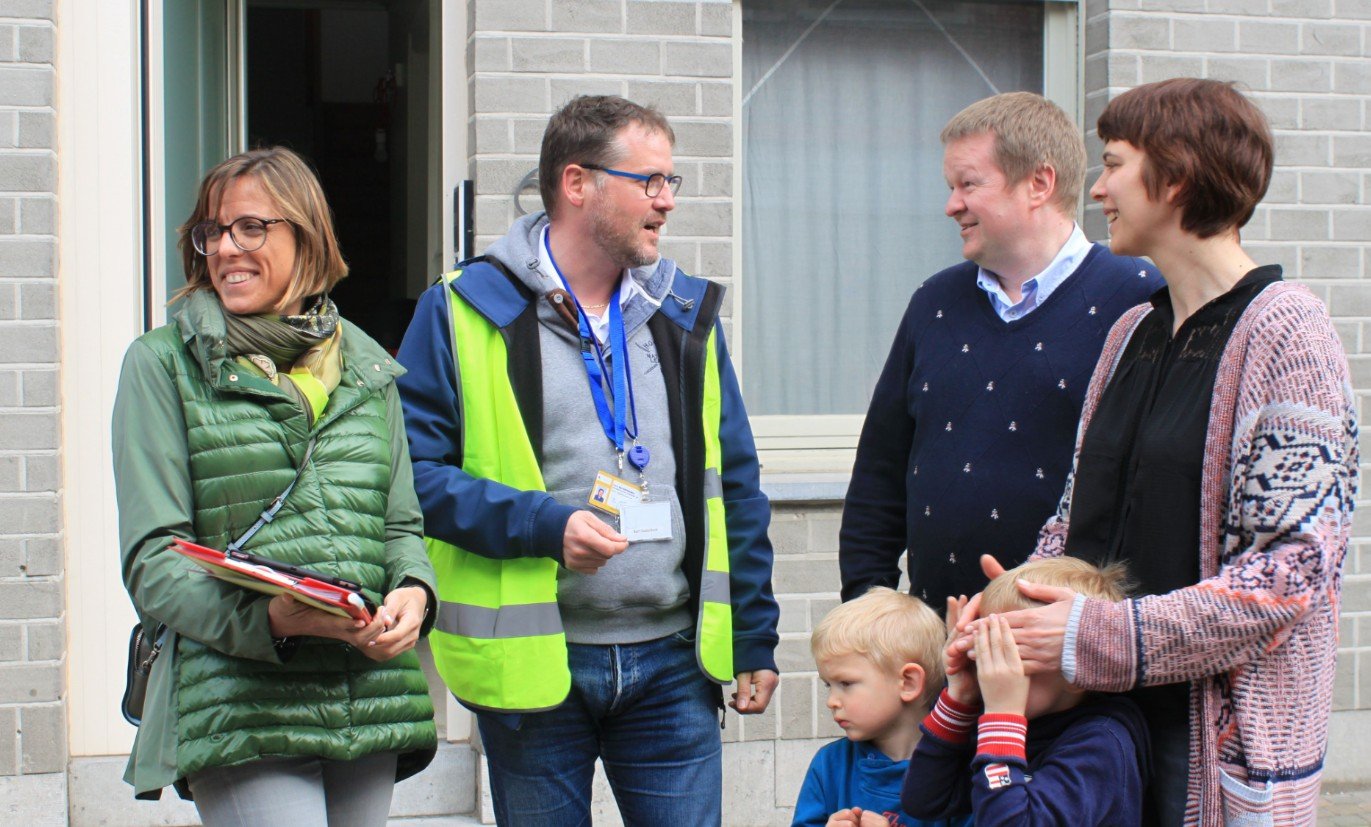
[980,557,1130,616]
[811,587,945,708]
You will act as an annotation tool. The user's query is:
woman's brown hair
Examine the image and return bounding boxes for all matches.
[1097,78,1272,239]
[174,146,348,310]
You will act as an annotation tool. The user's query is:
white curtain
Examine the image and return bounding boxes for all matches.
[742,0,1045,415]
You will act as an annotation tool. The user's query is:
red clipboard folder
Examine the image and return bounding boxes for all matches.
[172,538,375,623]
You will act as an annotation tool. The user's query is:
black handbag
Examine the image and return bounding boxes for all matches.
[120,622,165,726]
[120,438,317,727]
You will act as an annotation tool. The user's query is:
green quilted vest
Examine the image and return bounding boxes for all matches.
[140,295,434,779]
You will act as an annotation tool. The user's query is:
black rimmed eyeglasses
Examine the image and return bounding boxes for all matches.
[191,216,289,256]
[580,164,683,198]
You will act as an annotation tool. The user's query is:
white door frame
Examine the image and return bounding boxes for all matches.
[59,0,147,757]
[438,0,470,743]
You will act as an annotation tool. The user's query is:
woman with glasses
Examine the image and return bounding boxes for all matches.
[958,79,1356,825]
[112,146,437,824]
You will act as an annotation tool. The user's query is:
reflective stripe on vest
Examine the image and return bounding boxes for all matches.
[424,270,571,713]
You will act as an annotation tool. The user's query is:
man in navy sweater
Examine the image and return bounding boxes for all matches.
[839,92,1163,609]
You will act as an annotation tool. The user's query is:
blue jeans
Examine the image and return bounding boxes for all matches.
[476,631,723,826]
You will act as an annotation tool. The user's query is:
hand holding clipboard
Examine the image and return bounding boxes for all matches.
[173,538,377,623]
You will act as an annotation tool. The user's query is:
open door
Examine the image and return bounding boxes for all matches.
[148,0,241,323]
[245,0,438,349]
[146,0,447,350]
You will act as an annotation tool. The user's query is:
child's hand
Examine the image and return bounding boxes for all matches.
[825,808,887,827]
[826,808,860,826]
[975,615,1029,716]
[944,596,980,707]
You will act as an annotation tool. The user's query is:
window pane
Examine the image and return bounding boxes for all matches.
[742,0,1045,416]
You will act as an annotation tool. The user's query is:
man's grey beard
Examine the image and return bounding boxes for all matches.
[590,204,658,270]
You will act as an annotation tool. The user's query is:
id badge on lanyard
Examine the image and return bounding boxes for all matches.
[550,249,671,543]
[618,444,671,542]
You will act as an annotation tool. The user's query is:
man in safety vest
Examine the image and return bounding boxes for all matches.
[396,95,780,825]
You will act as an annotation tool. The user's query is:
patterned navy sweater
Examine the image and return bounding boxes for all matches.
[839,246,1162,606]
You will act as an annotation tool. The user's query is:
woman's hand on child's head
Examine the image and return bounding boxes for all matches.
[959,581,1075,674]
[1004,579,1075,673]
[955,579,1075,676]
[975,615,1029,716]
[979,553,1007,582]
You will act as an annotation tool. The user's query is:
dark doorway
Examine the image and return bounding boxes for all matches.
[246,1,427,351]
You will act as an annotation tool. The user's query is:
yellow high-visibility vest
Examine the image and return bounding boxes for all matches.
[426,269,733,713]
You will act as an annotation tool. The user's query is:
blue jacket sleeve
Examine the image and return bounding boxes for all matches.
[839,293,919,601]
[967,720,1142,827]
[395,282,578,561]
[791,752,834,827]
[714,322,780,675]
[903,727,975,820]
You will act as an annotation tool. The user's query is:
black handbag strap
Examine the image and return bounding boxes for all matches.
[226,437,317,553]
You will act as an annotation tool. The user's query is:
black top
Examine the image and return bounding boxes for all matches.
[1064,264,1282,729]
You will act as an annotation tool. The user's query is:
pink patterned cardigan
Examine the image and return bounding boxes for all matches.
[1035,282,1358,826]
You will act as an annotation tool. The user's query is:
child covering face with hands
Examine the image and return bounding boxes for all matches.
[902,558,1151,826]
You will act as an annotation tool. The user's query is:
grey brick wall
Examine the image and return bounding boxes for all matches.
[56,0,1371,822]
[457,0,1371,819]
[726,503,844,824]
[1083,0,1371,774]
[468,0,736,329]
[0,0,63,785]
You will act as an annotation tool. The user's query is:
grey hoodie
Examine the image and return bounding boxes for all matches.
[484,212,691,644]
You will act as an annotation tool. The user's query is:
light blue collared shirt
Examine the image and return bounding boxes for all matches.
[975,224,1093,322]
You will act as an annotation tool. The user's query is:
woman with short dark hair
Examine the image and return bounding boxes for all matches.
[113,146,438,824]
[961,78,1356,825]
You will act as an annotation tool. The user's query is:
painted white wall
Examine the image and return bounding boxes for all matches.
[59,0,146,756]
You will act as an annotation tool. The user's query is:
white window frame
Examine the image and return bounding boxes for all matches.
[730,0,1083,475]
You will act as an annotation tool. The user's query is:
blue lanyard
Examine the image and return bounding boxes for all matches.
[546,243,638,455]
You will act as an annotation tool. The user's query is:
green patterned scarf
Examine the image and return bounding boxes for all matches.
[223,295,343,427]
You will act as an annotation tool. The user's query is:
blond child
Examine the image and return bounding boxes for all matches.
[793,587,971,827]
[902,558,1150,825]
